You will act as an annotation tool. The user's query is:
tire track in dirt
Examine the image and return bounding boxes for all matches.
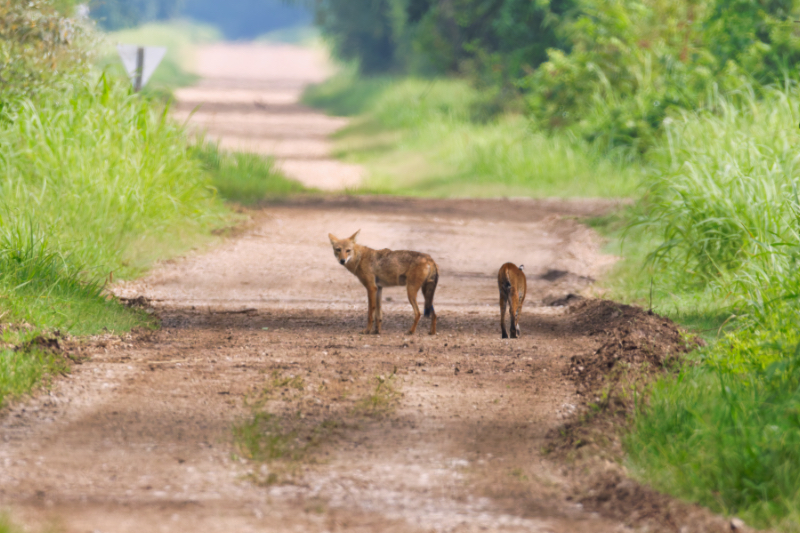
[172,43,363,191]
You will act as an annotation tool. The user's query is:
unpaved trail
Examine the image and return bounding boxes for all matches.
[0,196,634,533]
[0,44,740,533]
[0,196,739,533]
[172,43,364,191]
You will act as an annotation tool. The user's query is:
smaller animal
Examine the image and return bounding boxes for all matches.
[328,230,439,335]
[498,263,527,339]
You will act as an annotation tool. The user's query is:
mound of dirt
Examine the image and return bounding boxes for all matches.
[576,469,753,533]
[566,300,702,398]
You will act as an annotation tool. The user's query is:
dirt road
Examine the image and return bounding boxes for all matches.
[172,44,364,191]
[0,45,737,533]
[0,196,625,532]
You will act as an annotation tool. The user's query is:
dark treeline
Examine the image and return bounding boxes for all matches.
[89,0,311,38]
[311,0,800,151]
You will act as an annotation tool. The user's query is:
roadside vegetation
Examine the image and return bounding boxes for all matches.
[191,144,308,205]
[0,1,303,408]
[304,0,800,528]
[304,70,641,198]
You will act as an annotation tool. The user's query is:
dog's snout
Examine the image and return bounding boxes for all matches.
[339,259,346,265]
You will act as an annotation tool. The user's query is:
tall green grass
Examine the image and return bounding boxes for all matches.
[628,324,800,529]
[638,85,800,309]
[0,76,223,281]
[0,75,225,405]
[304,70,641,198]
[621,82,800,531]
[191,143,308,205]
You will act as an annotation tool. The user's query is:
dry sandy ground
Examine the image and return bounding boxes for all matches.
[172,44,363,191]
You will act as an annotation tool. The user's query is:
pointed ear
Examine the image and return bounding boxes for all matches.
[348,229,360,242]
[519,264,524,271]
[328,233,338,244]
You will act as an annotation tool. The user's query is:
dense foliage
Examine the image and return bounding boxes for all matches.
[312,0,573,75]
[312,0,800,150]
[0,0,92,103]
[90,0,311,38]
[89,0,182,31]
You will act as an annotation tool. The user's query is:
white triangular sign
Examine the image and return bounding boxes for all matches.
[116,45,167,91]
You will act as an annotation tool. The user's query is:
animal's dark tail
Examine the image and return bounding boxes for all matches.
[423,264,439,318]
[500,268,512,294]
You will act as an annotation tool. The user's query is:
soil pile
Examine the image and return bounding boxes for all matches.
[566,300,701,400]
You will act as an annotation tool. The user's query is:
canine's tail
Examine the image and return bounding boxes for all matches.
[423,263,439,318]
[499,268,512,294]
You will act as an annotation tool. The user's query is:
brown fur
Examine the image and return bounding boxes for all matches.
[498,263,527,339]
[329,230,439,335]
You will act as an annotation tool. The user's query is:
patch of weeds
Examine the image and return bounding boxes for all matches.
[259,370,305,398]
[0,513,21,533]
[0,346,69,408]
[509,468,528,482]
[233,411,341,485]
[190,143,308,205]
[233,371,341,484]
[352,370,400,417]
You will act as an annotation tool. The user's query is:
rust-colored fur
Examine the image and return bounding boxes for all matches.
[329,230,439,335]
[498,263,526,339]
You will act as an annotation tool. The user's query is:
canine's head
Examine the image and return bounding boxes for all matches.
[328,230,360,266]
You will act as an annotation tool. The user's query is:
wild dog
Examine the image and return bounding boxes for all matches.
[498,262,526,339]
[328,230,439,335]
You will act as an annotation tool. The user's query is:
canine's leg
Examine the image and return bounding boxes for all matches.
[509,289,519,339]
[406,283,422,335]
[500,292,509,339]
[422,270,438,335]
[375,286,383,334]
[363,285,377,334]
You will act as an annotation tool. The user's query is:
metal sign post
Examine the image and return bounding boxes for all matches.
[116,45,167,92]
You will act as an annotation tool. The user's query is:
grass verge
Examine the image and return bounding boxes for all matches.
[303,68,641,198]
[191,143,308,205]
[589,83,800,531]
[0,74,224,407]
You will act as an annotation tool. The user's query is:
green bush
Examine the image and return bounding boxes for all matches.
[628,305,800,528]
[635,84,800,308]
[191,143,307,204]
[0,0,93,104]
[0,76,222,280]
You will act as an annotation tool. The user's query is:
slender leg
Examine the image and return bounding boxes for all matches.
[509,289,518,339]
[363,285,376,334]
[500,293,508,339]
[375,286,383,334]
[406,284,421,335]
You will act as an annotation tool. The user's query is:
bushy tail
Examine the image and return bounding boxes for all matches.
[423,264,439,318]
[500,269,512,294]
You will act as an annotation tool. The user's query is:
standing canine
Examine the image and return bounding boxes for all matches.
[328,230,439,335]
[498,263,526,338]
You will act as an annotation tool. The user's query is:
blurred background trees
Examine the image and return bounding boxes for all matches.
[305,0,800,149]
[89,0,311,38]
